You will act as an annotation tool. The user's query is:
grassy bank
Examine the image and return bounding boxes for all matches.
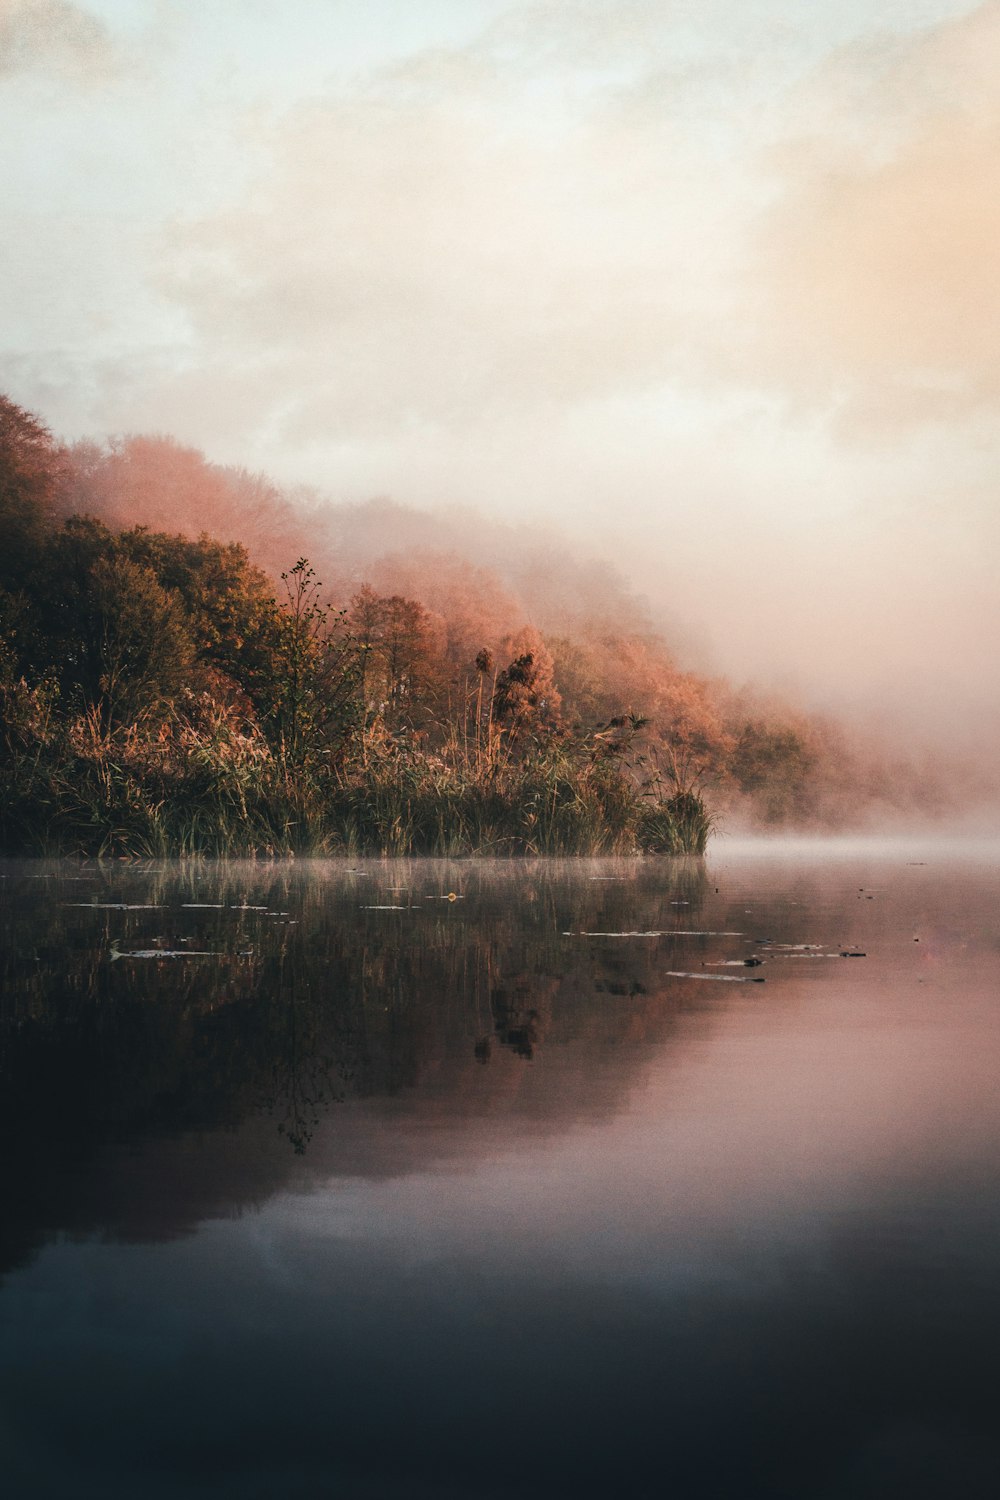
[0,714,712,858]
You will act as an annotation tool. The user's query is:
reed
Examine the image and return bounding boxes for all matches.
[0,700,712,858]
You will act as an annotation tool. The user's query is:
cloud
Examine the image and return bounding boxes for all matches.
[745,2,1000,428]
[154,35,740,444]
[0,0,117,80]
[152,3,1000,450]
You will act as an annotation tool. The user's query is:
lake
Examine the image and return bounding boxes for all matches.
[1,839,999,1498]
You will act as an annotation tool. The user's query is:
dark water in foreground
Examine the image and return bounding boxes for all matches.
[1,840,999,1499]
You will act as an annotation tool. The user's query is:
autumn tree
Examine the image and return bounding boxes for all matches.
[266,560,359,769]
[729,719,820,824]
[346,586,446,738]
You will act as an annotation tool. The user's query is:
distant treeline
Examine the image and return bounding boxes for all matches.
[0,395,944,855]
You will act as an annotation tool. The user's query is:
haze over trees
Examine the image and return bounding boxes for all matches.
[0,394,952,855]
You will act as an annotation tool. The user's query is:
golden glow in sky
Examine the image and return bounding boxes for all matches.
[2,0,997,747]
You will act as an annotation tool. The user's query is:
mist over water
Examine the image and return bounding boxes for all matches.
[2,842,1000,1497]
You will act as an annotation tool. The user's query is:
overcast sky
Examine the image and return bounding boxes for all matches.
[2,0,998,751]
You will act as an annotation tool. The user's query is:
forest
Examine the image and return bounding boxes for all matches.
[0,394,948,856]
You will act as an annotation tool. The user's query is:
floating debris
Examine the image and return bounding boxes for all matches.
[664,971,765,984]
[66,903,162,910]
[182,903,225,909]
[230,905,268,911]
[563,930,744,938]
[765,950,867,960]
[362,905,406,910]
[110,941,220,961]
[705,958,765,968]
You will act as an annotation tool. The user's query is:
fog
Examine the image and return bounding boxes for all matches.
[1,0,997,779]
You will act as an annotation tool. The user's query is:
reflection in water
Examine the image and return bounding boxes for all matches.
[1,844,1000,1498]
[0,857,715,1269]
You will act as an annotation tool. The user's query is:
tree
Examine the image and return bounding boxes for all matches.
[268,560,358,768]
[730,720,818,824]
[0,394,61,593]
[346,587,446,738]
[119,526,284,713]
[88,555,195,730]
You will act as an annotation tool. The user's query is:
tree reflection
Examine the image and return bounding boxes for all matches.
[0,856,712,1275]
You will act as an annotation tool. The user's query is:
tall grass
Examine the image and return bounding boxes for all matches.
[0,688,713,858]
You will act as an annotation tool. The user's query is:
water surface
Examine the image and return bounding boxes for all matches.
[2,840,999,1498]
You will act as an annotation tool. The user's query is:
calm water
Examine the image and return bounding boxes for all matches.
[1,840,999,1499]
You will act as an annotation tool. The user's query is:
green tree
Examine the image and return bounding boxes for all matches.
[88,554,195,730]
[119,527,285,713]
[0,395,61,593]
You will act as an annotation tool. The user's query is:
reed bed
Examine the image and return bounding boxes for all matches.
[0,708,712,858]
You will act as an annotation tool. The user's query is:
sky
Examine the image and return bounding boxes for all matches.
[1,0,998,755]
